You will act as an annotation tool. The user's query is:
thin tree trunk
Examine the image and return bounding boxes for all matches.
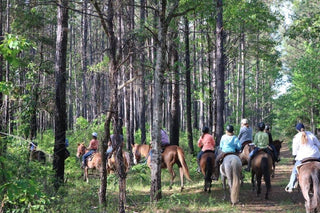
[184,17,194,154]
[240,27,245,119]
[81,0,88,119]
[169,21,180,146]
[215,0,225,145]
[53,0,69,189]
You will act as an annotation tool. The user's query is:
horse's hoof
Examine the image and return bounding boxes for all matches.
[180,187,184,192]
[169,186,172,190]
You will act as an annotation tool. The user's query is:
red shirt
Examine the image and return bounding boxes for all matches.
[198,133,215,152]
[89,139,99,150]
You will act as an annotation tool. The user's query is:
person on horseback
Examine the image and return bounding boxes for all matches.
[285,123,320,193]
[161,128,170,153]
[197,126,215,173]
[106,134,124,159]
[81,132,99,169]
[245,122,269,172]
[238,119,253,148]
[214,124,241,179]
[264,125,280,162]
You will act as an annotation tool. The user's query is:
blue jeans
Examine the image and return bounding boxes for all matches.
[249,147,259,157]
[286,160,301,189]
[82,149,95,164]
[197,151,204,161]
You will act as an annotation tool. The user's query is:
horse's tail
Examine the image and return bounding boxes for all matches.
[231,158,241,205]
[205,156,213,182]
[177,147,192,181]
[310,167,320,210]
[261,157,271,190]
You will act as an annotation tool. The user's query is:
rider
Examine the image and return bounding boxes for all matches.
[285,123,320,193]
[82,132,99,168]
[238,118,253,149]
[106,134,124,159]
[196,126,215,173]
[161,128,170,152]
[245,122,269,172]
[264,125,279,162]
[214,125,241,179]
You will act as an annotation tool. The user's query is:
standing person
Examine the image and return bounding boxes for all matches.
[81,132,99,168]
[196,126,215,173]
[214,125,241,179]
[238,119,253,147]
[285,123,320,192]
[245,122,269,172]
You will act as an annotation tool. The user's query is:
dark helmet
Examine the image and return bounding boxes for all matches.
[202,126,209,134]
[226,125,234,133]
[258,122,265,131]
[265,125,270,131]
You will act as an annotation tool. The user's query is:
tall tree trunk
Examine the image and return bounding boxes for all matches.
[91,1,126,211]
[139,0,146,144]
[240,27,245,119]
[255,32,260,125]
[192,19,198,130]
[184,17,194,154]
[215,0,225,145]
[53,0,69,189]
[169,21,180,146]
[81,0,88,119]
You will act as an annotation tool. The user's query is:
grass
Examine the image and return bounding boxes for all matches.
[0,130,306,213]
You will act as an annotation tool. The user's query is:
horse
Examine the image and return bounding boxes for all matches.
[220,154,242,205]
[298,160,320,213]
[107,151,131,175]
[199,151,215,193]
[132,143,191,192]
[29,150,46,164]
[76,143,102,182]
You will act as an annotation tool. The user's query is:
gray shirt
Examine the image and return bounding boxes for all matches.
[238,126,253,144]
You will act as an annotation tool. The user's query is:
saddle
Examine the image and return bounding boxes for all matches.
[297,158,320,174]
[87,151,97,161]
[240,141,252,152]
[203,150,215,154]
[218,152,238,165]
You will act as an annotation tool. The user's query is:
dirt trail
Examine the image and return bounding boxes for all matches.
[235,141,305,212]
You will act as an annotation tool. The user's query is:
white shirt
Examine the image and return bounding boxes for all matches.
[292,131,320,161]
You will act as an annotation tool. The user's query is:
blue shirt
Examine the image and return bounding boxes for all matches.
[220,135,241,153]
[238,126,253,144]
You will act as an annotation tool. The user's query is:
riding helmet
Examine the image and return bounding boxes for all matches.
[257,122,265,131]
[92,132,98,137]
[202,126,209,134]
[226,125,234,133]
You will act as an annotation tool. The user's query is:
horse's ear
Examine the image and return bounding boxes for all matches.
[280,140,284,143]
[78,143,80,146]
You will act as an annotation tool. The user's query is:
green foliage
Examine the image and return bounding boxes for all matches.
[0,34,33,67]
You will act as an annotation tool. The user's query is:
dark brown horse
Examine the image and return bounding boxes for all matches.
[132,143,192,192]
[76,143,102,182]
[107,151,130,175]
[200,151,215,193]
[298,160,320,213]
[29,150,46,164]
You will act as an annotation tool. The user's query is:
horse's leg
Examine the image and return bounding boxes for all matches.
[256,173,262,197]
[271,162,275,178]
[179,167,184,192]
[167,164,175,190]
[84,167,88,182]
[222,175,227,201]
[251,171,256,191]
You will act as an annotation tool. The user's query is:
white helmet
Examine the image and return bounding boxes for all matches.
[92,132,98,137]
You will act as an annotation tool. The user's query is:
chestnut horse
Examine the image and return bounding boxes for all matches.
[107,151,130,175]
[199,151,215,193]
[132,143,191,192]
[76,143,102,182]
[298,160,320,213]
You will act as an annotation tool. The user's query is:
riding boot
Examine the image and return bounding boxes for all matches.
[245,157,251,172]
[197,159,201,173]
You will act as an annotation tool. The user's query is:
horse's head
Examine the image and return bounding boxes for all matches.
[273,140,283,153]
[76,143,86,158]
[131,144,141,165]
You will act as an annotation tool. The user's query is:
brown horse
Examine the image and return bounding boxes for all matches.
[298,160,320,213]
[76,143,102,182]
[107,151,130,175]
[199,151,215,193]
[132,143,192,192]
[29,150,46,164]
